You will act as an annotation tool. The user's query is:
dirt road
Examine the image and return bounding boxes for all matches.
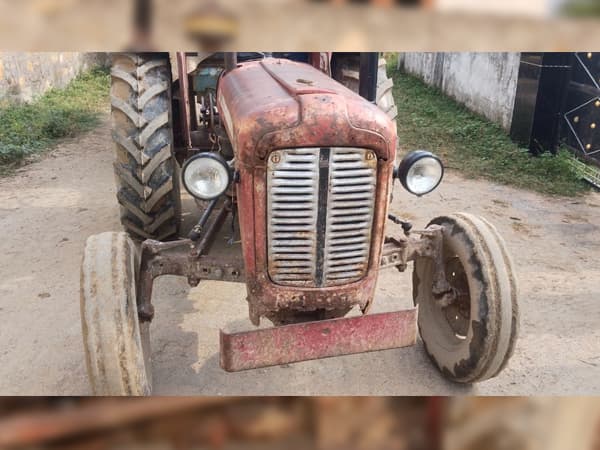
[1,118,599,395]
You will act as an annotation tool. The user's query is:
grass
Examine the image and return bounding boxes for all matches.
[562,0,600,17]
[0,67,110,174]
[386,55,589,197]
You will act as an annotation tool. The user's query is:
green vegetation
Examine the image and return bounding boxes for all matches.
[0,67,110,173]
[562,0,600,17]
[386,55,588,197]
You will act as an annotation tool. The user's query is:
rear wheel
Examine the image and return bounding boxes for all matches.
[413,213,519,383]
[111,53,181,241]
[333,55,398,125]
[80,232,152,395]
[375,57,398,124]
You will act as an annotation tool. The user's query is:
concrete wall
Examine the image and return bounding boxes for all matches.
[397,52,521,130]
[0,52,109,104]
[435,0,565,17]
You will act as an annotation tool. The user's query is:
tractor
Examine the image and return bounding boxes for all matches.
[80,52,518,395]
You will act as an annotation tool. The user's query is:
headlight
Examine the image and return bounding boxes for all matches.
[182,152,231,200]
[396,150,444,196]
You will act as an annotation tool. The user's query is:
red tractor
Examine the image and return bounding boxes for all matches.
[80,52,518,394]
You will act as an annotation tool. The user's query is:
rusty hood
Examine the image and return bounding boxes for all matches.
[217,58,397,165]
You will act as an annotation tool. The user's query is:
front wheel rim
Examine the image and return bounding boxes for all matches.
[441,256,471,340]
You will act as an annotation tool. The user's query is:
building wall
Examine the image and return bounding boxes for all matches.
[0,52,109,104]
[398,52,521,130]
[434,0,569,17]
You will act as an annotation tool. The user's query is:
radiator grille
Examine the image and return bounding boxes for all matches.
[267,148,319,286]
[267,147,377,287]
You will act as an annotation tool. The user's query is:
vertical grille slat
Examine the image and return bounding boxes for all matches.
[268,147,377,287]
[324,148,377,286]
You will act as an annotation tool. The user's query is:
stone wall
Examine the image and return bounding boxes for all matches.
[397,52,521,130]
[0,52,109,104]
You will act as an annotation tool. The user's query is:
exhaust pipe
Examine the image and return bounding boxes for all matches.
[225,52,238,72]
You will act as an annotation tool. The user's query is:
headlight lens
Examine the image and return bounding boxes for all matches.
[182,153,231,200]
[396,150,444,196]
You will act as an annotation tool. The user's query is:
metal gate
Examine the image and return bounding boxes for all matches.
[511,52,600,169]
[562,52,600,165]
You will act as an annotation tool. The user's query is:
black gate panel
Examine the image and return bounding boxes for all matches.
[561,52,600,164]
[510,53,572,155]
[511,52,600,167]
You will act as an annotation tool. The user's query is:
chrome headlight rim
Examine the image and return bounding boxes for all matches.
[396,150,444,196]
[181,152,232,200]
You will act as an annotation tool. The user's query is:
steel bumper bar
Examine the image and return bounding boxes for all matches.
[220,308,418,372]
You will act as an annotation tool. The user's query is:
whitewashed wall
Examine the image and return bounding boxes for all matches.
[397,52,521,130]
[0,52,109,104]
[435,0,569,17]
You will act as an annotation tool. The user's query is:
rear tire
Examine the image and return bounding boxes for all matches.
[80,232,152,395]
[412,213,519,383]
[375,57,398,124]
[333,55,398,125]
[111,53,181,241]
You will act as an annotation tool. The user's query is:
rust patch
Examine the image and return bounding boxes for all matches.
[220,308,418,372]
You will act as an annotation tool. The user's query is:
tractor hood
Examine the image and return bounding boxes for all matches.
[216,58,397,166]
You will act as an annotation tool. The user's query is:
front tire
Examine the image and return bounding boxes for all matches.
[80,232,152,395]
[413,213,519,383]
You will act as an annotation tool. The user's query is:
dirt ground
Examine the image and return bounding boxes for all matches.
[0,117,599,395]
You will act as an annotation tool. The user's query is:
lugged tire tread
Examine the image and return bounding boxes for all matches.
[111,53,180,241]
[336,56,398,122]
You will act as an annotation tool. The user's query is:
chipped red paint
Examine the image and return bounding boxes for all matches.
[220,308,418,371]
[217,59,397,324]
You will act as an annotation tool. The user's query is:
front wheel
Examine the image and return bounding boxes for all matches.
[80,232,152,395]
[413,213,519,383]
